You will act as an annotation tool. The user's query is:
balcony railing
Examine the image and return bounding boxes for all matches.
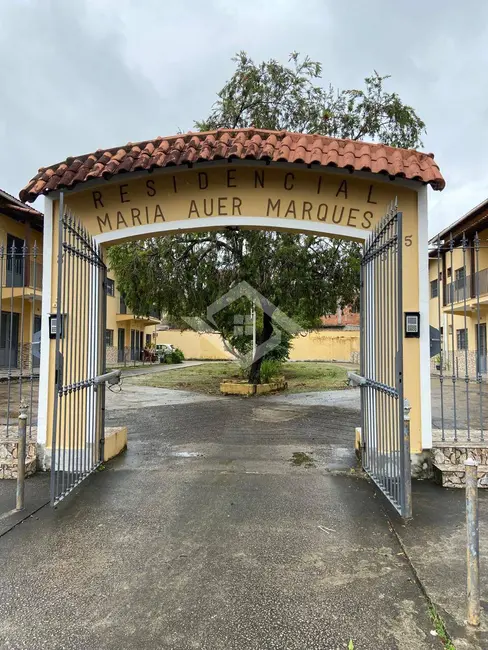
[118,296,159,320]
[444,268,488,305]
[3,259,43,291]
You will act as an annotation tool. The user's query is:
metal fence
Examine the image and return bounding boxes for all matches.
[360,204,411,518]
[0,243,42,444]
[431,232,488,443]
[51,203,107,505]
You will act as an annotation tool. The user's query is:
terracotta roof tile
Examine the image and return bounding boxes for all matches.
[19,128,445,202]
[0,188,43,230]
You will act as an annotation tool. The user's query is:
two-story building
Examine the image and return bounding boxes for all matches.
[1,188,158,372]
[0,189,43,374]
[105,276,160,366]
[429,198,488,378]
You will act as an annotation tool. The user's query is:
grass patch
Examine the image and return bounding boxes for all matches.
[130,361,353,396]
[290,451,315,467]
[283,362,350,393]
[429,606,456,649]
[130,362,238,395]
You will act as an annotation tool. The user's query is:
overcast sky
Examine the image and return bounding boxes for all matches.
[1,0,487,236]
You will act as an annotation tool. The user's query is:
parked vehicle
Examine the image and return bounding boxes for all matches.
[155,343,176,362]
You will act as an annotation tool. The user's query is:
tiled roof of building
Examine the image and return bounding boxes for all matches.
[430,197,488,243]
[20,129,445,202]
[0,188,43,231]
[0,188,43,217]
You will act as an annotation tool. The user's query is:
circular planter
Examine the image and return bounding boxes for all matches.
[220,377,287,396]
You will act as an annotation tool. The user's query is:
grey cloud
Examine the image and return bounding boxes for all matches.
[0,0,486,235]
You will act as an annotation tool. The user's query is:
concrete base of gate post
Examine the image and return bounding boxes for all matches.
[36,443,50,471]
[410,451,433,480]
[355,427,362,451]
[34,426,128,471]
[0,434,37,479]
[104,426,128,462]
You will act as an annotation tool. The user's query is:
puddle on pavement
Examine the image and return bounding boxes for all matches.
[170,451,203,458]
[251,406,302,422]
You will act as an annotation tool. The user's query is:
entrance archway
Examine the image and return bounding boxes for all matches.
[21,128,444,516]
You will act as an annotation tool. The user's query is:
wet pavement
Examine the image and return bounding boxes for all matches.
[390,480,488,650]
[0,383,441,649]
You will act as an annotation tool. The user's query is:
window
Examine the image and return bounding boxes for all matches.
[455,267,465,288]
[105,329,114,347]
[106,278,115,297]
[145,334,152,347]
[457,328,468,351]
[447,267,452,278]
[430,279,439,299]
[6,234,26,288]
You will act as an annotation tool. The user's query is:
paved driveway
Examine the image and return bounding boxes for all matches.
[0,383,439,649]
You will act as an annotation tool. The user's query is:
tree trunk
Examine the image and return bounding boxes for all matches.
[248,310,274,384]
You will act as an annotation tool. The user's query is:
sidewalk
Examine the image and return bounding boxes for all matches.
[0,472,49,535]
[390,480,488,650]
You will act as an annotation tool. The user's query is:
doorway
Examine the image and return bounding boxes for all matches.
[476,323,487,374]
[117,328,125,363]
[0,311,19,368]
[32,315,41,369]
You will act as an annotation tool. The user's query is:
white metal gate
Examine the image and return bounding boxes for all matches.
[50,196,107,505]
[359,204,411,519]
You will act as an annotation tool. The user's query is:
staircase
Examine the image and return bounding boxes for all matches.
[432,443,488,488]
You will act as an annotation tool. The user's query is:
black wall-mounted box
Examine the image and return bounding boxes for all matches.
[404,312,420,338]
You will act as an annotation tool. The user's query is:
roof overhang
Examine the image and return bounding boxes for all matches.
[20,128,445,203]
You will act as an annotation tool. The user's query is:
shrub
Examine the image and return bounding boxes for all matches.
[260,359,283,383]
[172,348,185,363]
[164,348,185,364]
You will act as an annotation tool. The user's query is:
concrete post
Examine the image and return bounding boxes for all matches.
[465,458,480,627]
[15,400,29,511]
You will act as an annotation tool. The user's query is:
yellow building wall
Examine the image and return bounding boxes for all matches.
[289,330,360,362]
[150,328,360,363]
[429,257,440,330]
[150,329,232,359]
[429,239,488,378]
[105,270,157,364]
[477,227,488,269]
[0,211,43,254]
[0,211,43,364]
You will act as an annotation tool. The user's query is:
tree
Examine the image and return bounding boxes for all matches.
[108,231,361,383]
[196,51,425,149]
[108,52,426,382]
